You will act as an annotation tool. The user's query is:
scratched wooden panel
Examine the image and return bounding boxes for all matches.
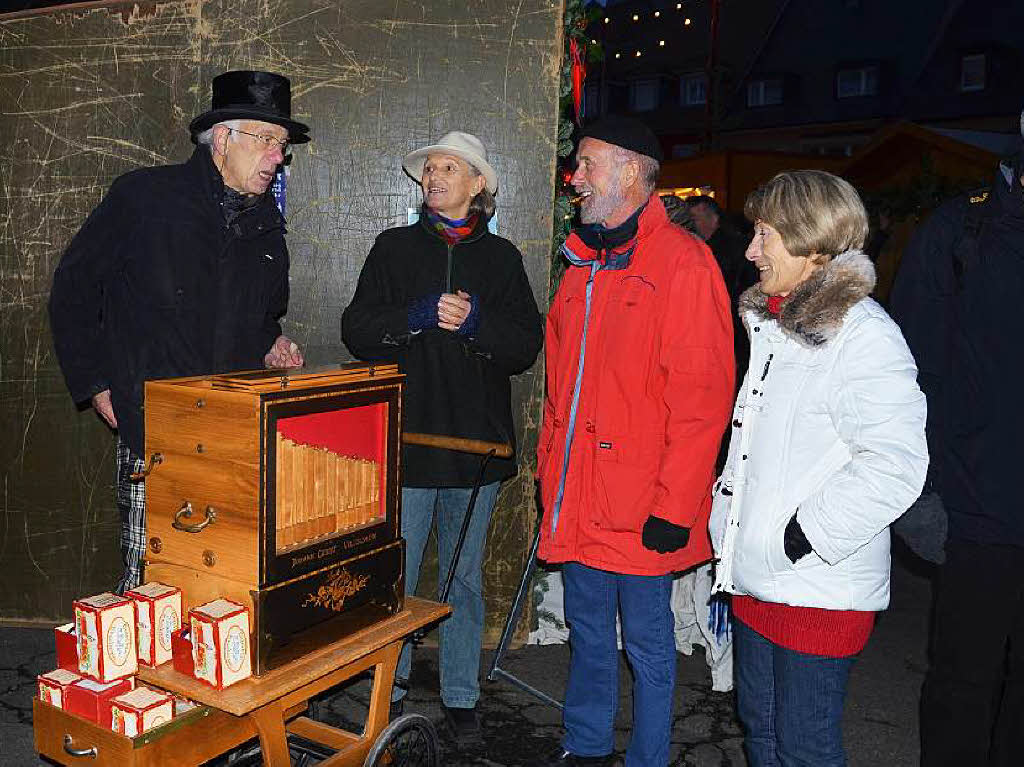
[0,0,560,631]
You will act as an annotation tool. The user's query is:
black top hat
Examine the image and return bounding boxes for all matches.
[189,70,310,144]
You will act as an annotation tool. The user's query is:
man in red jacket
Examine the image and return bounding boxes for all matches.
[537,116,734,766]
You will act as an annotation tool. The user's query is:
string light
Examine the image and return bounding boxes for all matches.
[654,10,660,17]
[635,50,642,57]
[632,13,639,21]
[676,3,682,8]
[591,39,597,44]
[659,40,665,46]
[615,52,621,58]
[604,16,609,23]
[684,17,692,25]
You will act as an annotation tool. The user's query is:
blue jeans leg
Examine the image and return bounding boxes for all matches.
[562,563,619,758]
[435,482,499,709]
[618,571,676,767]
[393,483,499,708]
[733,618,854,767]
[393,487,437,701]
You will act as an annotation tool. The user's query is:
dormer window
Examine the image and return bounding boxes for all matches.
[836,65,878,98]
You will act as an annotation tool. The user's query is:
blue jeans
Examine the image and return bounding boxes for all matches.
[394,482,499,709]
[733,618,856,767]
[562,562,676,767]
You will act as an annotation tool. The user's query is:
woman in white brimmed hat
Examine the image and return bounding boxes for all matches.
[342,131,542,743]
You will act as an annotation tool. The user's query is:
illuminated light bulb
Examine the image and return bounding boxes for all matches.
[659,40,665,46]
[635,50,642,57]
[604,16,609,23]
[633,13,639,21]
[685,17,692,25]
[654,10,661,17]
[615,52,621,58]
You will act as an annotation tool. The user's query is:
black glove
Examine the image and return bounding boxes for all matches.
[783,513,813,563]
[642,515,691,553]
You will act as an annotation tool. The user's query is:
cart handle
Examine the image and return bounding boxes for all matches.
[403,432,512,459]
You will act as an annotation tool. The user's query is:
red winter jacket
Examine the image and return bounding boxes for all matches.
[537,195,734,575]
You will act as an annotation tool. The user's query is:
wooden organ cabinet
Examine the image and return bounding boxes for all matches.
[141,364,405,674]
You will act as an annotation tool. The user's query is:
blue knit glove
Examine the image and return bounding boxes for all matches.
[408,294,441,332]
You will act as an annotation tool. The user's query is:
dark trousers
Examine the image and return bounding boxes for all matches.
[920,538,1024,767]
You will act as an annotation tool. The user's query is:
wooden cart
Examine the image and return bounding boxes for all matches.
[34,597,449,767]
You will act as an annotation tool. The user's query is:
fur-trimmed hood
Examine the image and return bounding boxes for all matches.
[739,249,876,347]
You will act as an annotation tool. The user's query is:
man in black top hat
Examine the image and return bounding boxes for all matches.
[49,70,308,593]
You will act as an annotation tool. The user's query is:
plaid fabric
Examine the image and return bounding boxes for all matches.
[115,440,146,594]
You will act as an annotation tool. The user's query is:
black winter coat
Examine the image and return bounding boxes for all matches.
[342,214,543,488]
[49,147,290,457]
[890,161,1024,546]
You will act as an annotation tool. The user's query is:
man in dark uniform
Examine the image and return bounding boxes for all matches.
[890,124,1024,767]
[49,71,307,593]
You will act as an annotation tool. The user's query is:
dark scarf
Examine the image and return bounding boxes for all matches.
[569,203,646,268]
[221,186,263,225]
[425,208,478,245]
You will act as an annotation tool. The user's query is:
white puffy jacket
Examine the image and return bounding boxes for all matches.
[710,251,928,611]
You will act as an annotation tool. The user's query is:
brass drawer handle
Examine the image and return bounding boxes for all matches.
[172,501,217,533]
[63,733,98,757]
[129,452,163,481]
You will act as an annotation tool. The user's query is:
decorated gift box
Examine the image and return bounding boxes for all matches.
[37,668,82,709]
[54,622,78,672]
[110,686,174,737]
[190,599,251,689]
[126,582,182,667]
[65,676,134,727]
[74,592,137,682]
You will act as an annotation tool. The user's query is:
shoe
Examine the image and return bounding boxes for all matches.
[388,697,404,721]
[442,704,483,745]
[541,749,617,766]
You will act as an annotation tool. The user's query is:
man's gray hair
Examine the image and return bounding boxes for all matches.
[195,119,244,147]
[613,146,660,196]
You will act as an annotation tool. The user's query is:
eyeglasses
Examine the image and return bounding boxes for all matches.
[229,128,291,154]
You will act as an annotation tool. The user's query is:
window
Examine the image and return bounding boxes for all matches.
[836,65,878,98]
[960,54,986,92]
[747,78,783,107]
[681,74,707,106]
[629,78,659,112]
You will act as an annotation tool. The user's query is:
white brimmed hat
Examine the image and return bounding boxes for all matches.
[403,131,498,194]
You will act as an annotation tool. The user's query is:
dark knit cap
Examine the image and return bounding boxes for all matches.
[579,115,663,162]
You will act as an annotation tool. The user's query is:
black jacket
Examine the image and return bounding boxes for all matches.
[342,214,543,487]
[49,147,289,457]
[890,160,1024,546]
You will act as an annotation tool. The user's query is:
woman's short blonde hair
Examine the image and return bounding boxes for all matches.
[744,170,868,262]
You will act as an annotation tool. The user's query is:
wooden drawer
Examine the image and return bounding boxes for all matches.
[33,697,257,766]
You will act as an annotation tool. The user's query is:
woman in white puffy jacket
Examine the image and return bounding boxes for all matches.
[710,170,928,767]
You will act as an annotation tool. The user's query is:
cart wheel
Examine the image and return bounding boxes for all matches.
[363,713,439,767]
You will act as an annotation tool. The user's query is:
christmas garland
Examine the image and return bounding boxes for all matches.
[549,0,602,297]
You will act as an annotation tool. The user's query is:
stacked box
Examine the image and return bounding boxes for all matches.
[65,677,134,727]
[74,592,137,682]
[54,623,77,671]
[190,599,251,689]
[110,686,174,737]
[37,668,81,709]
[126,582,182,667]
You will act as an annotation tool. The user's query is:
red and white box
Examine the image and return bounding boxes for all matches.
[65,677,134,727]
[54,622,78,671]
[110,686,174,737]
[74,592,137,682]
[190,599,251,689]
[37,668,82,709]
[126,582,182,667]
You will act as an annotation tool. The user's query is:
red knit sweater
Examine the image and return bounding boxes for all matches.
[734,292,876,658]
